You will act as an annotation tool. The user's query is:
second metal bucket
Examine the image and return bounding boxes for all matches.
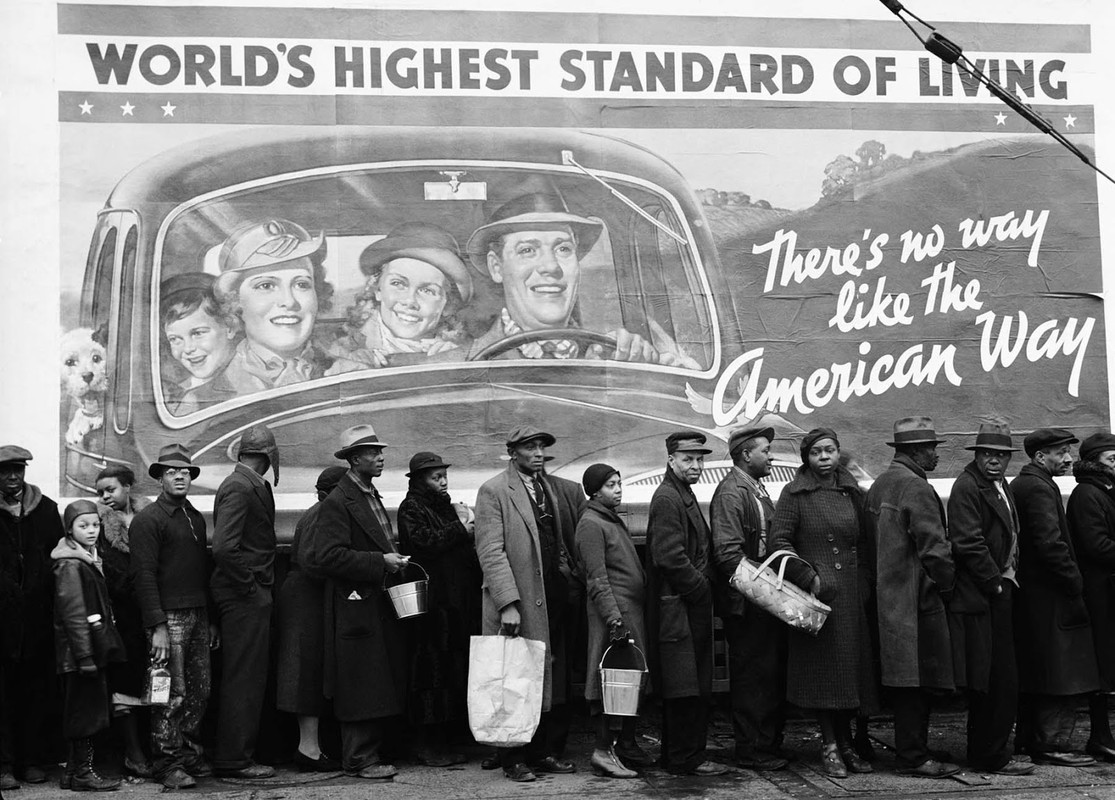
[386,562,429,619]
[599,643,647,717]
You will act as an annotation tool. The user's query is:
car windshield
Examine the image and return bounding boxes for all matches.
[153,161,715,420]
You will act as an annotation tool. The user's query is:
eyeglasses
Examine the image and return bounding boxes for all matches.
[163,467,193,477]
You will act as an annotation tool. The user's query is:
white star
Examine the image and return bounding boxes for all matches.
[78,100,93,115]
[994,112,1007,126]
[161,101,176,117]
[1064,114,1077,128]
[120,101,135,116]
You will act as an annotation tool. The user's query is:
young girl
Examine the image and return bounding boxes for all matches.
[53,499,125,791]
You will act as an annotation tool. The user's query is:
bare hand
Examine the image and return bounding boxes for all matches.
[384,553,410,574]
[499,603,521,637]
[809,576,822,596]
[606,328,660,363]
[150,623,170,664]
[208,623,221,650]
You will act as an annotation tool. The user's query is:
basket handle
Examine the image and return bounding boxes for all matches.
[599,642,647,673]
[753,549,815,591]
[387,559,428,586]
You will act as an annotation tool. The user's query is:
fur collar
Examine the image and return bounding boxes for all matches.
[97,495,151,554]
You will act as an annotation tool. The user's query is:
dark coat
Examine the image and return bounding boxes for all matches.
[645,469,714,700]
[574,499,647,701]
[866,454,955,691]
[276,500,327,715]
[770,465,877,710]
[1011,463,1099,696]
[1066,464,1115,690]
[52,543,124,674]
[304,473,408,721]
[97,498,151,697]
[0,485,61,661]
[710,468,774,618]
[210,464,276,597]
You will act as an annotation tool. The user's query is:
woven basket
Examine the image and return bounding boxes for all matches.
[730,549,831,636]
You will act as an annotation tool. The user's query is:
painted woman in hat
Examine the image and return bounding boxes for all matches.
[333,223,473,367]
[396,451,481,767]
[159,273,237,415]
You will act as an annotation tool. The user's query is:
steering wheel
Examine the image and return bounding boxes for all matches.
[467,328,619,361]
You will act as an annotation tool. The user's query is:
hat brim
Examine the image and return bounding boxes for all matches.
[225,231,325,274]
[334,442,390,460]
[964,444,1020,452]
[406,461,452,477]
[148,462,201,480]
[886,438,947,447]
[466,213,603,273]
[360,243,473,304]
[673,446,713,455]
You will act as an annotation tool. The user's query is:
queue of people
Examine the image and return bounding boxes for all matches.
[4,415,1115,790]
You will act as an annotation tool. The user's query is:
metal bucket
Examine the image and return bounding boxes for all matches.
[386,562,428,619]
[599,643,647,717]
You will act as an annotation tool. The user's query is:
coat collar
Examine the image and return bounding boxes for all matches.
[336,473,394,553]
[502,461,543,538]
[961,460,1014,529]
[785,464,859,494]
[585,498,624,527]
[891,452,927,480]
[661,468,709,533]
[1019,462,1058,487]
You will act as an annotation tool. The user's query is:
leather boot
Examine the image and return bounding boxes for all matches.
[61,741,77,789]
[70,738,121,792]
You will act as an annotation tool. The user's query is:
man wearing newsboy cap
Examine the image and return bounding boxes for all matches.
[1011,428,1099,766]
[866,418,960,778]
[945,424,1033,776]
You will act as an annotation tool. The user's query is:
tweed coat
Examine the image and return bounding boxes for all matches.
[574,499,647,701]
[710,468,774,618]
[1011,463,1099,696]
[210,463,276,597]
[644,468,715,700]
[866,454,955,691]
[275,500,327,715]
[1066,464,1115,690]
[474,462,574,711]
[770,465,877,710]
[304,472,408,721]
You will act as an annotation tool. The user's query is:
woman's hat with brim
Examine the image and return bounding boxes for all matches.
[359,222,473,304]
[466,192,603,273]
[406,451,452,477]
[218,219,325,276]
[63,499,100,532]
[964,422,1019,452]
[233,424,281,485]
[148,443,200,479]
[334,424,390,460]
[886,416,947,447]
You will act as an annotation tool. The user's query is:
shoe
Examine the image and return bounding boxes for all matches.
[503,763,536,782]
[1086,740,1115,762]
[689,760,728,776]
[897,759,962,778]
[839,747,873,774]
[22,766,47,784]
[531,755,575,774]
[216,763,275,779]
[160,768,196,790]
[614,741,655,767]
[929,748,954,763]
[989,759,1036,776]
[124,758,154,779]
[414,749,465,767]
[354,764,397,779]
[182,760,212,778]
[1,771,19,791]
[1032,751,1096,767]
[481,754,500,770]
[70,738,122,792]
[294,751,340,772]
[735,752,789,771]
[853,732,877,762]
[590,749,638,779]
[821,744,848,778]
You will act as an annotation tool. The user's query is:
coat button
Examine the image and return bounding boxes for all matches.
[834,563,842,570]
[827,535,835,542]
[536,599,543,606]
[832,547,839,554]
[536,569,541,576]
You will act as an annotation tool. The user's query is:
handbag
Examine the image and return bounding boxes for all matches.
[730,549,831,635]
[467,635,546,747]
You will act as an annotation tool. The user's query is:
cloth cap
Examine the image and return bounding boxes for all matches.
[964,422,1019,452]
[314,466,348,495]
[506,425,556,449]
[728,426,775,458]
[1079,432,1115,463]
[63,499,100,533]
[887,416,947,447]
[465,192,603,272]
[334,424,390,460]
[582,463,620,497]
[148,443,200,479]
[800,428,840,463]
[1023,427,1079,458]
[0,445,33,466]
[666,430,712,455]
[234,424,280,486]
[407,451,452,477]
[218,219,324,275]
[359,222,472,304]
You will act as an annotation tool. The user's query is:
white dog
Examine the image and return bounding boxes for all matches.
[61,327,108,445]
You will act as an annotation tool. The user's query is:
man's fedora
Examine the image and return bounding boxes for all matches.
[235,424,281,485]
[148,443,200,479]
[964,422,1019,452]
[886,416,947,447]
[465,192,603,272]
[334,424,391,460]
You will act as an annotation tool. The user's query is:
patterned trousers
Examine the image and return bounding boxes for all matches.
[147,608,210,777]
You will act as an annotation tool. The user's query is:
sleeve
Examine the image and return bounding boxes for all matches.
[908,484,955,599]
[397,499,470,558]
[647,492,708,600]
[946,477,1002,595]
[1068,487,1115,569]
[302,496,385,586]
[576,516,622,625]
[710,483,753,579]
[474,484,520,612]
[129,512,167,628]
[767,493,817,590]
[211,482,255,593]
[54,562,93,662]
[1014,481,1083,595]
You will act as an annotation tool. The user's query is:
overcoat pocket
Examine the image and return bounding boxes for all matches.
[1058,595,1090,630]
[336,587,376,639]
[658,595,691,643]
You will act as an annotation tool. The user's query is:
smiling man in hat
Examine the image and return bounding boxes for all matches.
[866,417,959,779]
[1011,428,1099,766]
[474,425,579,782]
[464,193,697,366]
[946,423,1034,776]
[303,424,410,780]
[645,431,726,777]
[210,425,281,779]
[130,444,218,789]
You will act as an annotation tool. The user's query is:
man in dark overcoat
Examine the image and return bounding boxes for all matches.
[474,425,578,783]
[210,425,280,778]
[1011,428,1099,766]
[946,423,1033,776]
[645,431,727,777]
[304,424,410,780]
[866,417,959,778]
[709,425,788,771]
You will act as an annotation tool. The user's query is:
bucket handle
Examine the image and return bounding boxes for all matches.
[386,560,428,587]
[747,549,816,591]
[599,642,647,673]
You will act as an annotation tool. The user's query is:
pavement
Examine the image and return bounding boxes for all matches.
[10,710,1115,800]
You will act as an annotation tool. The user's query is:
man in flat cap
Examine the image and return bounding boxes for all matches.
[210,425,281,778]
[946,424,1034,775]
[866,417,959,778]
[645,431,726,776]
[304,425,410,780]
[130,445,218,789]
[1011,428,1098,766]
[464,192,698,367]
[709,426,788,771]
[0,446,64,790]
[474,425,579,782]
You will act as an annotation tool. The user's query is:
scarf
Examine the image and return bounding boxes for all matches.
[235,339,317,388]
[500,308,579,359]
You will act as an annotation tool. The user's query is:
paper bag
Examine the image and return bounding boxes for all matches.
[467,635,546,747]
